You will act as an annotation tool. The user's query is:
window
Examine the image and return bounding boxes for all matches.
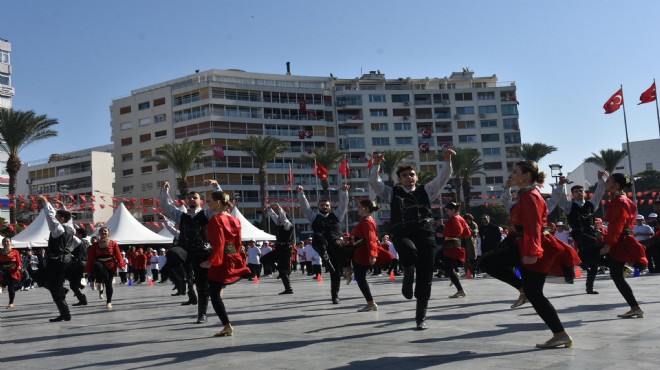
[122,169,134,177]
[483,162,503,170]
[138,117,151,126]
[121,137,132,146]
[372,137,390,146]
[155,130,167,139]
[478,105,497,114]
[156,181,166,189]
[481,133,500,142]
[120,122,132,131]
[139,133,151,143]
[454,93,473,101]
[457,121,475,129]
[391,94,410,103]
[370,109,388,117]
[485,176,504,185]
[138,101,150,110]
[504,133,521,144]
[456,106,474,115]
[458,135,477,143]
[477,92,495,100]
[480,120,497,128]
[122,185,134,194]
[342,138,365,149]
[371,122,388,131]
[503,118,519,130]
[0,72,9,85]
[395,137,413,145]
[0,50,9,64]
[369,94,386,103]
[483,148,501,156]
[414,94,432,104]
[154,114,166,123]
[392,108,411,117]
[173,92,201,106]
[153,97,166,106]
[157,163,168,171]
[433,93,450,104]
[140,149,152,158]
[394,122,412,131]
[121,153,133,162]
[502,104,519,115]
[120,106,131,114]
[141,166,153,174]
[141,183,154,192]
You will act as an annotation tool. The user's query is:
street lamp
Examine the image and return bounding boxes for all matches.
[549,164,563,184]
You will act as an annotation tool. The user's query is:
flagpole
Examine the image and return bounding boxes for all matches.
[289,161,296,242]
[314,157,320,202]
[654,79,660,138]
[621,85,637,202]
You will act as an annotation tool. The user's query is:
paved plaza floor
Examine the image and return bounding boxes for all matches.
[1,270,659,369]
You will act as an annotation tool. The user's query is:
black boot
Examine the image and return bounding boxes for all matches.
[195,314,208,324]
[72,295,88,306]
[402,265,415,300]
[50,300,71,322]
[198,295,209,319]
[182,290,198,306]
[415,299,429,330]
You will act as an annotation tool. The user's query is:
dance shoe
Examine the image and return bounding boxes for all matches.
[510,293,529,309]
[535,333,573,349]
[6,303,15,310]
[214,325,234,337]
[49,314,71,322]
[586,289,599,295]
[106,303,113,310]
[448,290,466,298]
[332,296,340,304]
[196,314,208,324]
[181,300,198,306]
[357,303,378,312]
[278,290,293,295]
[415,319,429,330]
[618,308,644,318]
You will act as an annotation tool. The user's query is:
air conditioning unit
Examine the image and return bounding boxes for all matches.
[403,101,410,106]
[453,114,461,119]
[479,113,486,118]
[403,116,409,120]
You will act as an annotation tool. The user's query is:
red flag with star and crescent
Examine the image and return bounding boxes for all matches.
[339,158,350,178]
[638,82,656,105]
[603,88,623,114]
[314,163,328,181]
[288,163,295,185]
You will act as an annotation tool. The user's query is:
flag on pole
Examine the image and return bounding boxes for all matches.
[339,158,350,178]
[211,145,225,158]
[603,88,624,114]
[638,82,656,105]
[288,163,295,185]
[314,163,328,180]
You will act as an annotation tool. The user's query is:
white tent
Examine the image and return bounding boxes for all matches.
[157,226,176,239]
[95,203,173,245]
[230,206,276,241]
[12,208,49,248]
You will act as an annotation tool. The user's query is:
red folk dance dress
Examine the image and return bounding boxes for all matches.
[351,216,393,266]
[510,188,580,275]
[442,215,472,263]
[604,194,648,267]
[0,249,22,281]
[86,240,125,275]
[207,213,251,284]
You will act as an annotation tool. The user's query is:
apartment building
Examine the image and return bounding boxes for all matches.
[17,145,115,224]
[111,68,521,232]
[0,38,14,220]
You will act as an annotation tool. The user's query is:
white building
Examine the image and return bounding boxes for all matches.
[0,37,14,221]
[110,68,522,230]
[17,145,115,225]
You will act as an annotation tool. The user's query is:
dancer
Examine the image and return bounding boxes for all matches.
[160,179,221,324]
[556,171,607,294]
[160,213,190,296]
[297,184,350,304]
[480,161,579,348]
[201,190,251,337]
[0,237,22,310]
[85,227,124,310]
[262,204,295,294]
[369,149,454,330]
[440,202,472,298]
[69,228,90,306]
[348,199,394,312]
[599,173,647,318]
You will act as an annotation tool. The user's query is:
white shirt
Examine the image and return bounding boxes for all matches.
[149,255,160,270]
[118,257,128,273]
[634,224,654,241]
[158,254,167,269]
[261,246,273,256]
[309,247,322,265]
[554,230,572,245]
[247,246,261,264]
[303,244,314,262]
[384,240,398,259]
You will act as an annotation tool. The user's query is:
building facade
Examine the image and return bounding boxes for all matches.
[110,69,521,232]
[0,38,14,221]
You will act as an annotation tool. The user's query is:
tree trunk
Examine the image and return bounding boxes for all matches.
[259,165,267,230]
[7,154,21,224]
[177,178,189,200]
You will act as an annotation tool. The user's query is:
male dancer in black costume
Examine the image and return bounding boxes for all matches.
[369,149,454,330]
[297,184,349,304]
[557,171,607,294]
[160,179,221,324]
[261,203,295,294]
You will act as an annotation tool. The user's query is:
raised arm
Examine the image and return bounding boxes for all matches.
[38,196,65,238]
[333,184,350,221]
[425,149,455,200]
[368,153,392,202]
[589,172,608,210]
[296,186,316,222]
[159,181,185,223]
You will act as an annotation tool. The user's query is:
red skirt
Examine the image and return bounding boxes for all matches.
[609,234,648,267]
[207,253,252,285]
[520,233,581,275]
[442,247,466,264]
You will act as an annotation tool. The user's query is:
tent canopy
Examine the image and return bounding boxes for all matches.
[94,203,173,245]
[12,208,49,249]
[230,206,276,241]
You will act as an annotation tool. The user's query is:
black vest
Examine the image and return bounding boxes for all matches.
[311,213,343,240]
[47,228,76,258]
[568,201,596,236]
[391,185,432,225]
[276,223,295,245]
[178,211,209,251]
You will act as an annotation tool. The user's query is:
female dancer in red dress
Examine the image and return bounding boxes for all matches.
[599,173,647,318]
[440,202,472,298]
[201,191,251,337]
[0,237,22,310]
[349,199,393,312]
[86,227,125,310]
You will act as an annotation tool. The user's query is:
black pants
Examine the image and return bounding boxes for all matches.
[1,275,17,304]
[119,271,128,283]
[441,258,463,291]
[65,263,86,302]
[45,259,72,315]
[608,258,639,308]
[353,264,374,302]
[135,269,146,283]
[387,258,400,275]
[262,245,292,291]
[208,281,229,325]
[575,233,606,292]
[151,269,159,281]
[313,233,346,299]
[189,251,211,316]
[248,263,262,279]
[520,266,565,334]
[165,250,187,294]
[392,223,436,300]
[92,261,115,304]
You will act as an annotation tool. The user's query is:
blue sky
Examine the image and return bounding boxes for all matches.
[4,0,660,184]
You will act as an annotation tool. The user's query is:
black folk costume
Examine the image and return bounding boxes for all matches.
[261,207,295,294]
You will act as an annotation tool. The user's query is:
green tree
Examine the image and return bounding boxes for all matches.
[145,139,205,199]
[300,148,345,198]
[0,108,58,224]
[442,147,485,209]
[379,150,413,186]
[584,148,628,174]
[516,142,558,162]
[239,136,288,211]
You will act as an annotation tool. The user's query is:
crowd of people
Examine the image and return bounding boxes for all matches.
[1,153,659,348]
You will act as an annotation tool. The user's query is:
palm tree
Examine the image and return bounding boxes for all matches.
[145,139,205,199]
[379,150,413,186]
[0,109,58,224]
[584,149,628,174]
[516,142,558,162]
[441,147,485,209]
[300,148,345,198]
[238,136,288,211]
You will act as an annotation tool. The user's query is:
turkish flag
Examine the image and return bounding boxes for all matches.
[421,128,432,138]
[299,99,307,114]
[305,130,313,138]
[298,131,306,140]
[315,163,328,180]
[211,145,225,158]
[288,164,295,185]
[638,82,656,105]
[418,143,430,153]
[603,88,624,114]
[339,158,350,178]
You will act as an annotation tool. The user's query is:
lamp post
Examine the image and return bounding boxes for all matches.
[549,164,563,184]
